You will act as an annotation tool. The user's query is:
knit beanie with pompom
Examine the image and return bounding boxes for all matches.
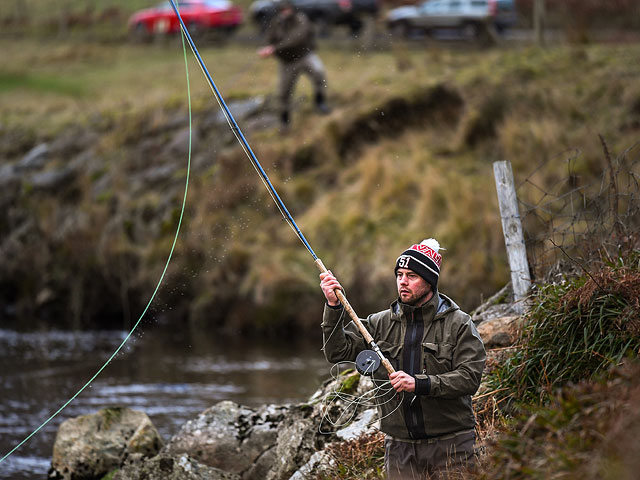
[394,238,443,289]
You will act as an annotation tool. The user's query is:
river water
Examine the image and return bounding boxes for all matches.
[0,327,330,479]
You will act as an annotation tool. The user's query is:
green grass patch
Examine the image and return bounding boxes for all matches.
[0,71,87,96]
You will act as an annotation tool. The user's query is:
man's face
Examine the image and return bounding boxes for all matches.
[396,268,432,306]
[280,6,294,16]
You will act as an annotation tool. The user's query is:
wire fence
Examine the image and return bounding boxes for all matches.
[516,137,640,282]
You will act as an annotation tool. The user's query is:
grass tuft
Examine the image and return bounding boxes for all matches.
[488,254,640,406]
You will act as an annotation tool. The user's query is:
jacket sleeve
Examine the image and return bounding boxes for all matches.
[426,316,486,398]
[321,304,369,365]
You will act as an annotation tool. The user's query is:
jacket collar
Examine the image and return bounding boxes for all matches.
[390,289,445,322]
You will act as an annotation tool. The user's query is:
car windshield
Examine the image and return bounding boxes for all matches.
[204,0,232,7]
[155,3,174,11]
[421,1,443,14]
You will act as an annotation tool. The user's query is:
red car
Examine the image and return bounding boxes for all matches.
[129,0,243,40]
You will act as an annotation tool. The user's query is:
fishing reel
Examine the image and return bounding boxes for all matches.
[355,349,381,376]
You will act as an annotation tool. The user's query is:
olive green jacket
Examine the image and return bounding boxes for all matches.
[322,291,486,440]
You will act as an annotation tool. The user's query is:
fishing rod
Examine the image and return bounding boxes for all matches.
[166,0,394,376]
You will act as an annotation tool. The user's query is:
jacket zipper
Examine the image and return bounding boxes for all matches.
[408,311,420,437]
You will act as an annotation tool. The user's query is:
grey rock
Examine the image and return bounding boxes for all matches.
[159,370,378,480]
[19,143,50,170]
[204,97,266,129]
[266,405,317,480]
[168,126,200,156]
[134,163,178,186]
[49,127,99,158]
[49,407,163,480]
[0,164,21,208]
[335,408,378,441]
[289,450,335,480]
[164,400,286,477]
[475,303,520,324]
[29,167,76,192]
[113,453,241,480]
[477,315,520,349]
[471,283,521,325]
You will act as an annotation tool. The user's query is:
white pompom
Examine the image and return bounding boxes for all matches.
[420,238,443,252]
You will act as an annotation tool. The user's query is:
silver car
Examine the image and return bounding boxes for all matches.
[386,0,515,40]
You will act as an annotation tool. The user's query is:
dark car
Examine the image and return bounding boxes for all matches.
[249,0,380,36]
[128,0,243,41]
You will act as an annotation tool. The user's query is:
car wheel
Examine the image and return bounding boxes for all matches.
[462,22,480,40]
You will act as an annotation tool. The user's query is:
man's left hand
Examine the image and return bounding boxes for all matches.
[389,371,415,393]
[258,45,275,58]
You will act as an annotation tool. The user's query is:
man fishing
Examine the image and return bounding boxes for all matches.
[319,239,486,479]
[257,0,330,130]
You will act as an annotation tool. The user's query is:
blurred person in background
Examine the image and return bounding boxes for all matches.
[258,0,330,131]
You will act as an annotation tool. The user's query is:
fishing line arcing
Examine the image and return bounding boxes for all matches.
[0,22,195,465]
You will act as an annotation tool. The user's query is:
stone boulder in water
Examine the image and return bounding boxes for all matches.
[48,406,163,480]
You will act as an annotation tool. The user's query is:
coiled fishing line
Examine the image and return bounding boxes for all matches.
[0,19,194,465]
[318,306,404,434]
[317,361,404,436]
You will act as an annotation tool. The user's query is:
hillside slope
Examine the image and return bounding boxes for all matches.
[1,39,639,335]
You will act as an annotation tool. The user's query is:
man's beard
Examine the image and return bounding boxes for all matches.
[401,287,432,306]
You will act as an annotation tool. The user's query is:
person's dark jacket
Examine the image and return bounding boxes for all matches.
[322,291,486,440]
[266,11,316,63]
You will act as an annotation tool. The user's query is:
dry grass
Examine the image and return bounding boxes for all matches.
[319,431,386,480]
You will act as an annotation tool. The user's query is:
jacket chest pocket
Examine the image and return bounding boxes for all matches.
[422,342,454,375]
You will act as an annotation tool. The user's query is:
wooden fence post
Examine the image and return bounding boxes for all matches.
[533,0,546,46]
[493,160,531,313]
